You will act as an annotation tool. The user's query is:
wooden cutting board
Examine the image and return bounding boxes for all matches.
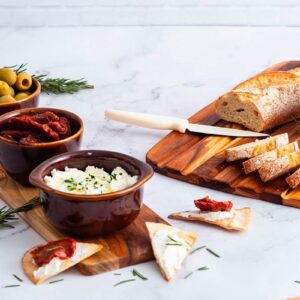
[147,61,300,209]
[0,166,167,275]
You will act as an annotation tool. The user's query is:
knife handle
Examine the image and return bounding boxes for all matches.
[105,109,189,133]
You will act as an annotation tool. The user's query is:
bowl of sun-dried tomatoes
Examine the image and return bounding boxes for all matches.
[0,107,83,185]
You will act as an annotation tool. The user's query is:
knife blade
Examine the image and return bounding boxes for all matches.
[105,109,269,138]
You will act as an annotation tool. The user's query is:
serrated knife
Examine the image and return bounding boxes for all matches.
[105,109,269,138]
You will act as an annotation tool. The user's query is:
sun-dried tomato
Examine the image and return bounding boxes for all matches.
[0,111,72,144]
[30,238,76,267]
[194,196,233,212]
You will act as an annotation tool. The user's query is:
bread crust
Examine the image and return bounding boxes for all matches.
[258,149,300,182]
[286,167,300,188]
[216,68,300,132]
[22,242,102,285]
[145,222,197,281]
[168,208,252,231]
[243,141,299,174]
[225,133,289,162]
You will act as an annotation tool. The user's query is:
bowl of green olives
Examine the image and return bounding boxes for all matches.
[0,67,41,115]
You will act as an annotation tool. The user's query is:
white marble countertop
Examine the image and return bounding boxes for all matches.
[1,26,300,300]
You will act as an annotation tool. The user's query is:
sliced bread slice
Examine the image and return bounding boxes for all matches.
[243,141,299,174]
[22,241,102,285]
[226,133,289,162]
[258,149,300,182]
[168,208,251,231]
[145,222,197,281]
[286,167,300,189]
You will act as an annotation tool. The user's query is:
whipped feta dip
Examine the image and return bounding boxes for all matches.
[33,257,62,279]
[32,243,86,279]
[44,166,138,195]
[180,209,234,221]
[152,229,190,279]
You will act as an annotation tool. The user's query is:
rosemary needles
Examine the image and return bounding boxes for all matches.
[0,197,40,229]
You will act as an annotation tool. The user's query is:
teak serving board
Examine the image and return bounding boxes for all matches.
[0,166,167,275]
[147,61,300,209]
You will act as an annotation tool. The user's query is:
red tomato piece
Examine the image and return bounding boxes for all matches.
[194,196,233,212]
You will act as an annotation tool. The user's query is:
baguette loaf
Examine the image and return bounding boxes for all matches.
[286,167,300,188]
[258,149,300,182]
[243,141,299,174]
[226,133,289,162]
[216,67,300,132]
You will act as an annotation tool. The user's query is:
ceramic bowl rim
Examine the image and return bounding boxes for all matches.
[29,149,154,201]
[0,107,84,148]
[0,77,41,107]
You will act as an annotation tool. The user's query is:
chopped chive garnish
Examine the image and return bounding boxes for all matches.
[197,266,209,271]
[113,279,136,287]
[3,284,20,288]
[49,279,64,284]
[166,235,183,246]
[132,269,148,280]
[184,272,193,279]
[191,245,206,254]
[206,248,220,258]
[12,274,23,282]
[166,243,183,246]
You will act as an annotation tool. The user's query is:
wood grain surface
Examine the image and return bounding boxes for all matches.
[146,61,300,209]
[0,166,168,275]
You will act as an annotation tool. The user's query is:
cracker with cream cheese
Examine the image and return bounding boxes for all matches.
[145,222,197,282]
[168,207,252,231]
[22,241,102,285]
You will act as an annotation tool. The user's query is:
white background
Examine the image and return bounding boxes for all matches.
[1,2,300,300]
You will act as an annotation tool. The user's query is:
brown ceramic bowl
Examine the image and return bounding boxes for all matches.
[29,150,154,237]
[0,107,83,185]
[0,78,41,115]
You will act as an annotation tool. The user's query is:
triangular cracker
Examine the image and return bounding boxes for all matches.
[168,208,252,231]
[22,242,102,285]
[145,222,197,281]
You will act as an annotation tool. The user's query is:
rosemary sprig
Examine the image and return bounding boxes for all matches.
[12,274,23,282]
[191,245,206,254]
[0,197,40,229]
[34,75,94,95]
[113,279,136,287]
[9,63,94,94]
[197,266,209,271]
[132,268,148,281]
[184,266,209,279]
[206,248,220,258]
[49,279,64,284]
[3,284,20,288]
[184,272,193,279]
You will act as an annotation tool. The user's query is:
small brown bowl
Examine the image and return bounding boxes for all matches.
[29,150,154,237]
[0,78,41,115]
[0,107,83,185]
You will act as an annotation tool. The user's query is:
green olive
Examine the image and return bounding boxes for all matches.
[9,86,15,97]
[15,92,30,101]
[0,80,10,96]
[0,95,16,104]
[0,68,17,86]
[15,73,32,91]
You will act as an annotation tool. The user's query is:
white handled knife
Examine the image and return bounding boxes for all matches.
[105,109,269,138]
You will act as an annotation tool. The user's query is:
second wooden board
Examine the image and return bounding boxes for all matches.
[146,61,300,209]
[0,166,167,275]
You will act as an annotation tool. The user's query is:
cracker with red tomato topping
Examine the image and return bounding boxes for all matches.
[22,239,102,285]
[168,197,252,231]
